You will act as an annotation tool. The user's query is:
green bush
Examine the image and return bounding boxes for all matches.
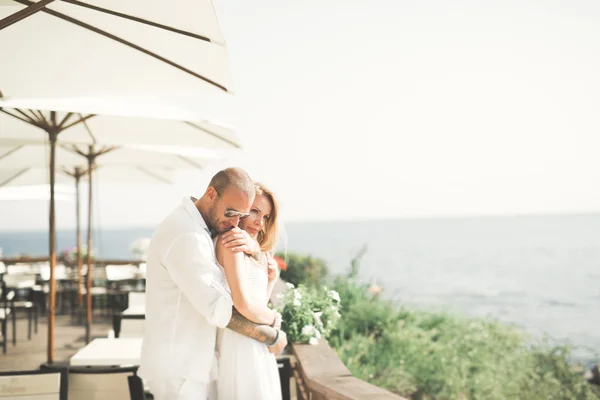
[275,251,328,288]
[280,248,600,399]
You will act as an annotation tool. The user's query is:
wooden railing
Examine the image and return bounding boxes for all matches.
[271,279,407,400]
[0,256,143,266]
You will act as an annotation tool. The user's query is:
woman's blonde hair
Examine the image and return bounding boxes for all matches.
[254,181,279,252]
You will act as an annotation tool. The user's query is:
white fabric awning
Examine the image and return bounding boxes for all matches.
[0,0,233,99]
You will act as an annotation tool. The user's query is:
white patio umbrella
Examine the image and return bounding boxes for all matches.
[0,138,221,343]
[0,0,233,98]
[0,100,239,362]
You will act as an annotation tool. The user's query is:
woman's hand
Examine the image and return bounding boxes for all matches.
[266,252,279,283]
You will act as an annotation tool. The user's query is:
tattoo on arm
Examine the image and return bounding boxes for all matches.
[226,307,277,344]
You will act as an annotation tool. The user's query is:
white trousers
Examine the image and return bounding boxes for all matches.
[146,379,207,400]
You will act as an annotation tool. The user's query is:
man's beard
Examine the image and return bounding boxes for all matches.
[207,203,233,238]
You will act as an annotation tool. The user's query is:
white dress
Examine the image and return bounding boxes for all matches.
[215,254,282,400]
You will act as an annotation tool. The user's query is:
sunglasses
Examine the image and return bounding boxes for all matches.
[215,189,251,219]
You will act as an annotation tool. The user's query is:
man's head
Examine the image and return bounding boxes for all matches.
[199,167,255,234]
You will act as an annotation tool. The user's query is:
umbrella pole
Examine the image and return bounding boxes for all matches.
[47,122,58,365]
[75,168,83,309]
[84,151,95,343]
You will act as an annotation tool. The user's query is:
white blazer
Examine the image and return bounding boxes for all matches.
[139,197,233,382]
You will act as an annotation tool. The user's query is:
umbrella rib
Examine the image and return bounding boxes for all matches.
[59,166,75,178]
[57,113,74,130]
[61,114,96,131]
[0,168,30,187]
[184,121,240,148]
[20,109,41,124]
[60,0,214,44]
[136,166,173,184]
[0,0,56,31]
[60,143,86,158]
[0,145,25,163]
[98,146,117,157]
[177,155,204,170]
[0,109,35,126]
[78,113,97,144]
[31,109,48,126]
[14,0,229,93]
[11,108,40,126]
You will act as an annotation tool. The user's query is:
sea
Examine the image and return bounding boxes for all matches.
[1,214,598,362]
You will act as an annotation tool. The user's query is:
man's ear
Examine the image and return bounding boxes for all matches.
[207,186,217,200]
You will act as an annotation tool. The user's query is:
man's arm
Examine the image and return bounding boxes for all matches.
[227,308,287,354]
[163,233,233,328]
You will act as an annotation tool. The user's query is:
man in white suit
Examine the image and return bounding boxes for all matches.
[139,167,287,399]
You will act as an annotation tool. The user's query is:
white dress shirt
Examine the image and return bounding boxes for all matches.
[139,197,233,382]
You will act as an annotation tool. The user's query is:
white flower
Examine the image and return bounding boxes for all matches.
[293,298,302,307]
[330,305,341,319]
[312,311,323,327]
[285,282,295,289]
[327,290,340,302]
[302,325,316,336]
[276,293,284,300]
[309,337,319,345]
[293,290,302,300]
[314,329,322,339]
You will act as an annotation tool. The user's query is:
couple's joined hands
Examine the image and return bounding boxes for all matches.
[268,330,287,354]
[221,227,260,256]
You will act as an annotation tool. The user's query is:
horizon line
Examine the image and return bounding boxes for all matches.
[1,209,599,233]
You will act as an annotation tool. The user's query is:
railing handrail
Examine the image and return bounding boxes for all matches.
[0,256,143,266]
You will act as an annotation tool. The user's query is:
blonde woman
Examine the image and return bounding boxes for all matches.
[215,182,283,399]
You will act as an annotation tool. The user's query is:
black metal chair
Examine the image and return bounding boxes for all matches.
[0,367,68,400]
[0,281,14,353]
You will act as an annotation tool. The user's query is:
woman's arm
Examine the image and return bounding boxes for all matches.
[216,237,276,326]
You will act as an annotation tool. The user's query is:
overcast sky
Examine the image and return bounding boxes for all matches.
[1,0,600,230]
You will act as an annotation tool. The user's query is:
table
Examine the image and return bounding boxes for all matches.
[70,338,142,366]
[122,306,145,316]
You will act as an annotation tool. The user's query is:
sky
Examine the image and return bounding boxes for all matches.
[1,0,600,230]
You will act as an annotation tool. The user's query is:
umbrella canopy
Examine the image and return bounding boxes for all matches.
[0,184,74,201]
[0,0,232,98]
[0,138,216,170]
[0,164,175,187]
[0,98,240,149]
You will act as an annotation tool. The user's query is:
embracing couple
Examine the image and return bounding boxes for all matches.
[139,167,287,399]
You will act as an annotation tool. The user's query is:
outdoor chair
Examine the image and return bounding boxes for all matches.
[67,365,145,400]
[0,367,68,399]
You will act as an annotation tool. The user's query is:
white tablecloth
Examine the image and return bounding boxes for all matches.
[122,305,145,316]
[70,338,142,366]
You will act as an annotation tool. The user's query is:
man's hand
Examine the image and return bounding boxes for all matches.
[221,227,260,256]
[266,253,279,283]
[272,311,282,330]
[268,330,288,355]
